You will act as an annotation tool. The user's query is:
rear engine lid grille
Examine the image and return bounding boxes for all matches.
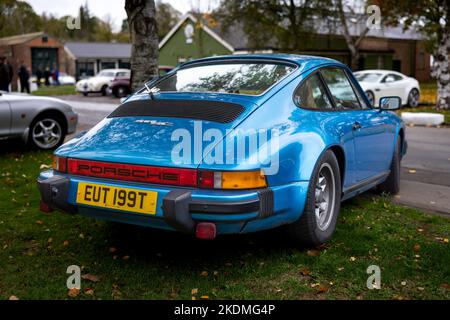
[108,99,245,123]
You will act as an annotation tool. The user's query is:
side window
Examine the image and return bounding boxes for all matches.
[294,73,333,110]
[321,68,362,110]
[382,74,403,83]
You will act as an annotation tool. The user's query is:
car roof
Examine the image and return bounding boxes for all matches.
[99,69,130,73]
[179,54,343,69]
[354,69,405,77]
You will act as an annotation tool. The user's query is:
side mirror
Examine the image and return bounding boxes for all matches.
[379,96,401,111]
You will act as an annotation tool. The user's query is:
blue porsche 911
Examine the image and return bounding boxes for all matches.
[37,54,407,246]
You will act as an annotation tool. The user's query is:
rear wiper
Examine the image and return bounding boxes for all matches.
[144,83,154,100]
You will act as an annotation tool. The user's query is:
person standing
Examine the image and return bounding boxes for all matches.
[43,67,50,86]
[36,68,42,87]
[18,61,30,93]
[0,57,10,92]
[6,58,13,91]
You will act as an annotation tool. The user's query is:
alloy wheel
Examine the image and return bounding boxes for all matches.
[314,163,336,231]
[32,118,62,149]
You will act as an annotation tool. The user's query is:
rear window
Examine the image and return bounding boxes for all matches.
[150,62,296,96]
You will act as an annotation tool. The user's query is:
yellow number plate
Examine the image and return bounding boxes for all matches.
[76,182,158,215]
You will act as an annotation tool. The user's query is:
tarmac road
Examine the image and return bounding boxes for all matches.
[61,95,450,216]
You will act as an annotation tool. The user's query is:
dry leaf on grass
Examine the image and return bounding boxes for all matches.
[191,288,198,294]
[9,295,19,300]
[67,288,80,298]
[200,271,208,277]
[306,249,320,257]
[109,247,117,253]
[81,274,101,282]
[413,244,421,252]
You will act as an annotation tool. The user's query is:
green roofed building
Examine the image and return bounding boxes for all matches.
[159,13,431,81]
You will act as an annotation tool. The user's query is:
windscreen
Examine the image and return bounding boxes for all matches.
[354,73,382,82]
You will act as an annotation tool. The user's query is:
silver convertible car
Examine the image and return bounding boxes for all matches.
[0,91,78,150]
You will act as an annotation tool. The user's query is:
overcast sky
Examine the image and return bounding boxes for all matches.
[25,0,220,32]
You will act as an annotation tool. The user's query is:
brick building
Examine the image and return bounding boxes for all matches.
[0,32,74,90]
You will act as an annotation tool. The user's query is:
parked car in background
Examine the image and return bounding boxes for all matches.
[38,55,407,246]
[109,66,174,98]
[50,72,76,85]
[354,70,420,107]
[0,91,78,149]
[76,69,130,96]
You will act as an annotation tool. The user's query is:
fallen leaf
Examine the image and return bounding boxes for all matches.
[67,288,80,298]
[109,247,117,253]
[191,296,196,300]
[337,267,345,272]
[200,271,208,277]
[401,281,407,286]
[35,220,43,225]
[191,288,198,294]
[9,295,19,300]
[440,283,450,290]
[84,288,95,296]
[443,238,449,243]
[317,285,329,293]
[200,295,210,299]
[81,274,101,282]
[413,244,421,252]
[418,287,425,291]
[63,240,69,246]
[299,268,310,276]
[307,249,320,257]
[349,256,356,262]
[122,255,130,260]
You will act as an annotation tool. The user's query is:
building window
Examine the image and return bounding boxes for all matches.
[101,61,116,70]
[42,36,48,43]
[118,61,131,69]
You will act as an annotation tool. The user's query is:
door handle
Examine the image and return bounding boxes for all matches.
[352,122,362,130]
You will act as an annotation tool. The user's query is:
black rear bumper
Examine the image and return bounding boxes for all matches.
[37,175,274,234]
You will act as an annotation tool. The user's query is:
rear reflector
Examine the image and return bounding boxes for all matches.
[195,222,217,240]
[40,201,53,213]
[67,159,198,187]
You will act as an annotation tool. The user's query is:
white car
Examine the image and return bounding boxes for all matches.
[51,72,76,85]
[76,69,130,96]
[354,70,420,107]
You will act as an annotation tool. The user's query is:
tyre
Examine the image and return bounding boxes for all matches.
[365,91,375,106]
[378,138,401,194]
[82,92,88,97]
[29,114,66,150]
[286,150,341,247]
[407,89,420,108]
[101,85,108,96]
[114,86,128,98]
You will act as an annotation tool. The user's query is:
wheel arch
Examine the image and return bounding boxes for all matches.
[328,145,346,189]
[30,109,68,135]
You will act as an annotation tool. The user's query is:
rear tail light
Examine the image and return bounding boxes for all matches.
[199,170,267,189]
[52,156,67,173]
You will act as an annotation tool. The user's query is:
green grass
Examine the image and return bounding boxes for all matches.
[0,147,449,300]
[32,85,76,96]
[419,81,437,105]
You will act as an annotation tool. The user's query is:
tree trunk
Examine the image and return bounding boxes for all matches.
[125,0,159,93]
[433,32,450,110]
